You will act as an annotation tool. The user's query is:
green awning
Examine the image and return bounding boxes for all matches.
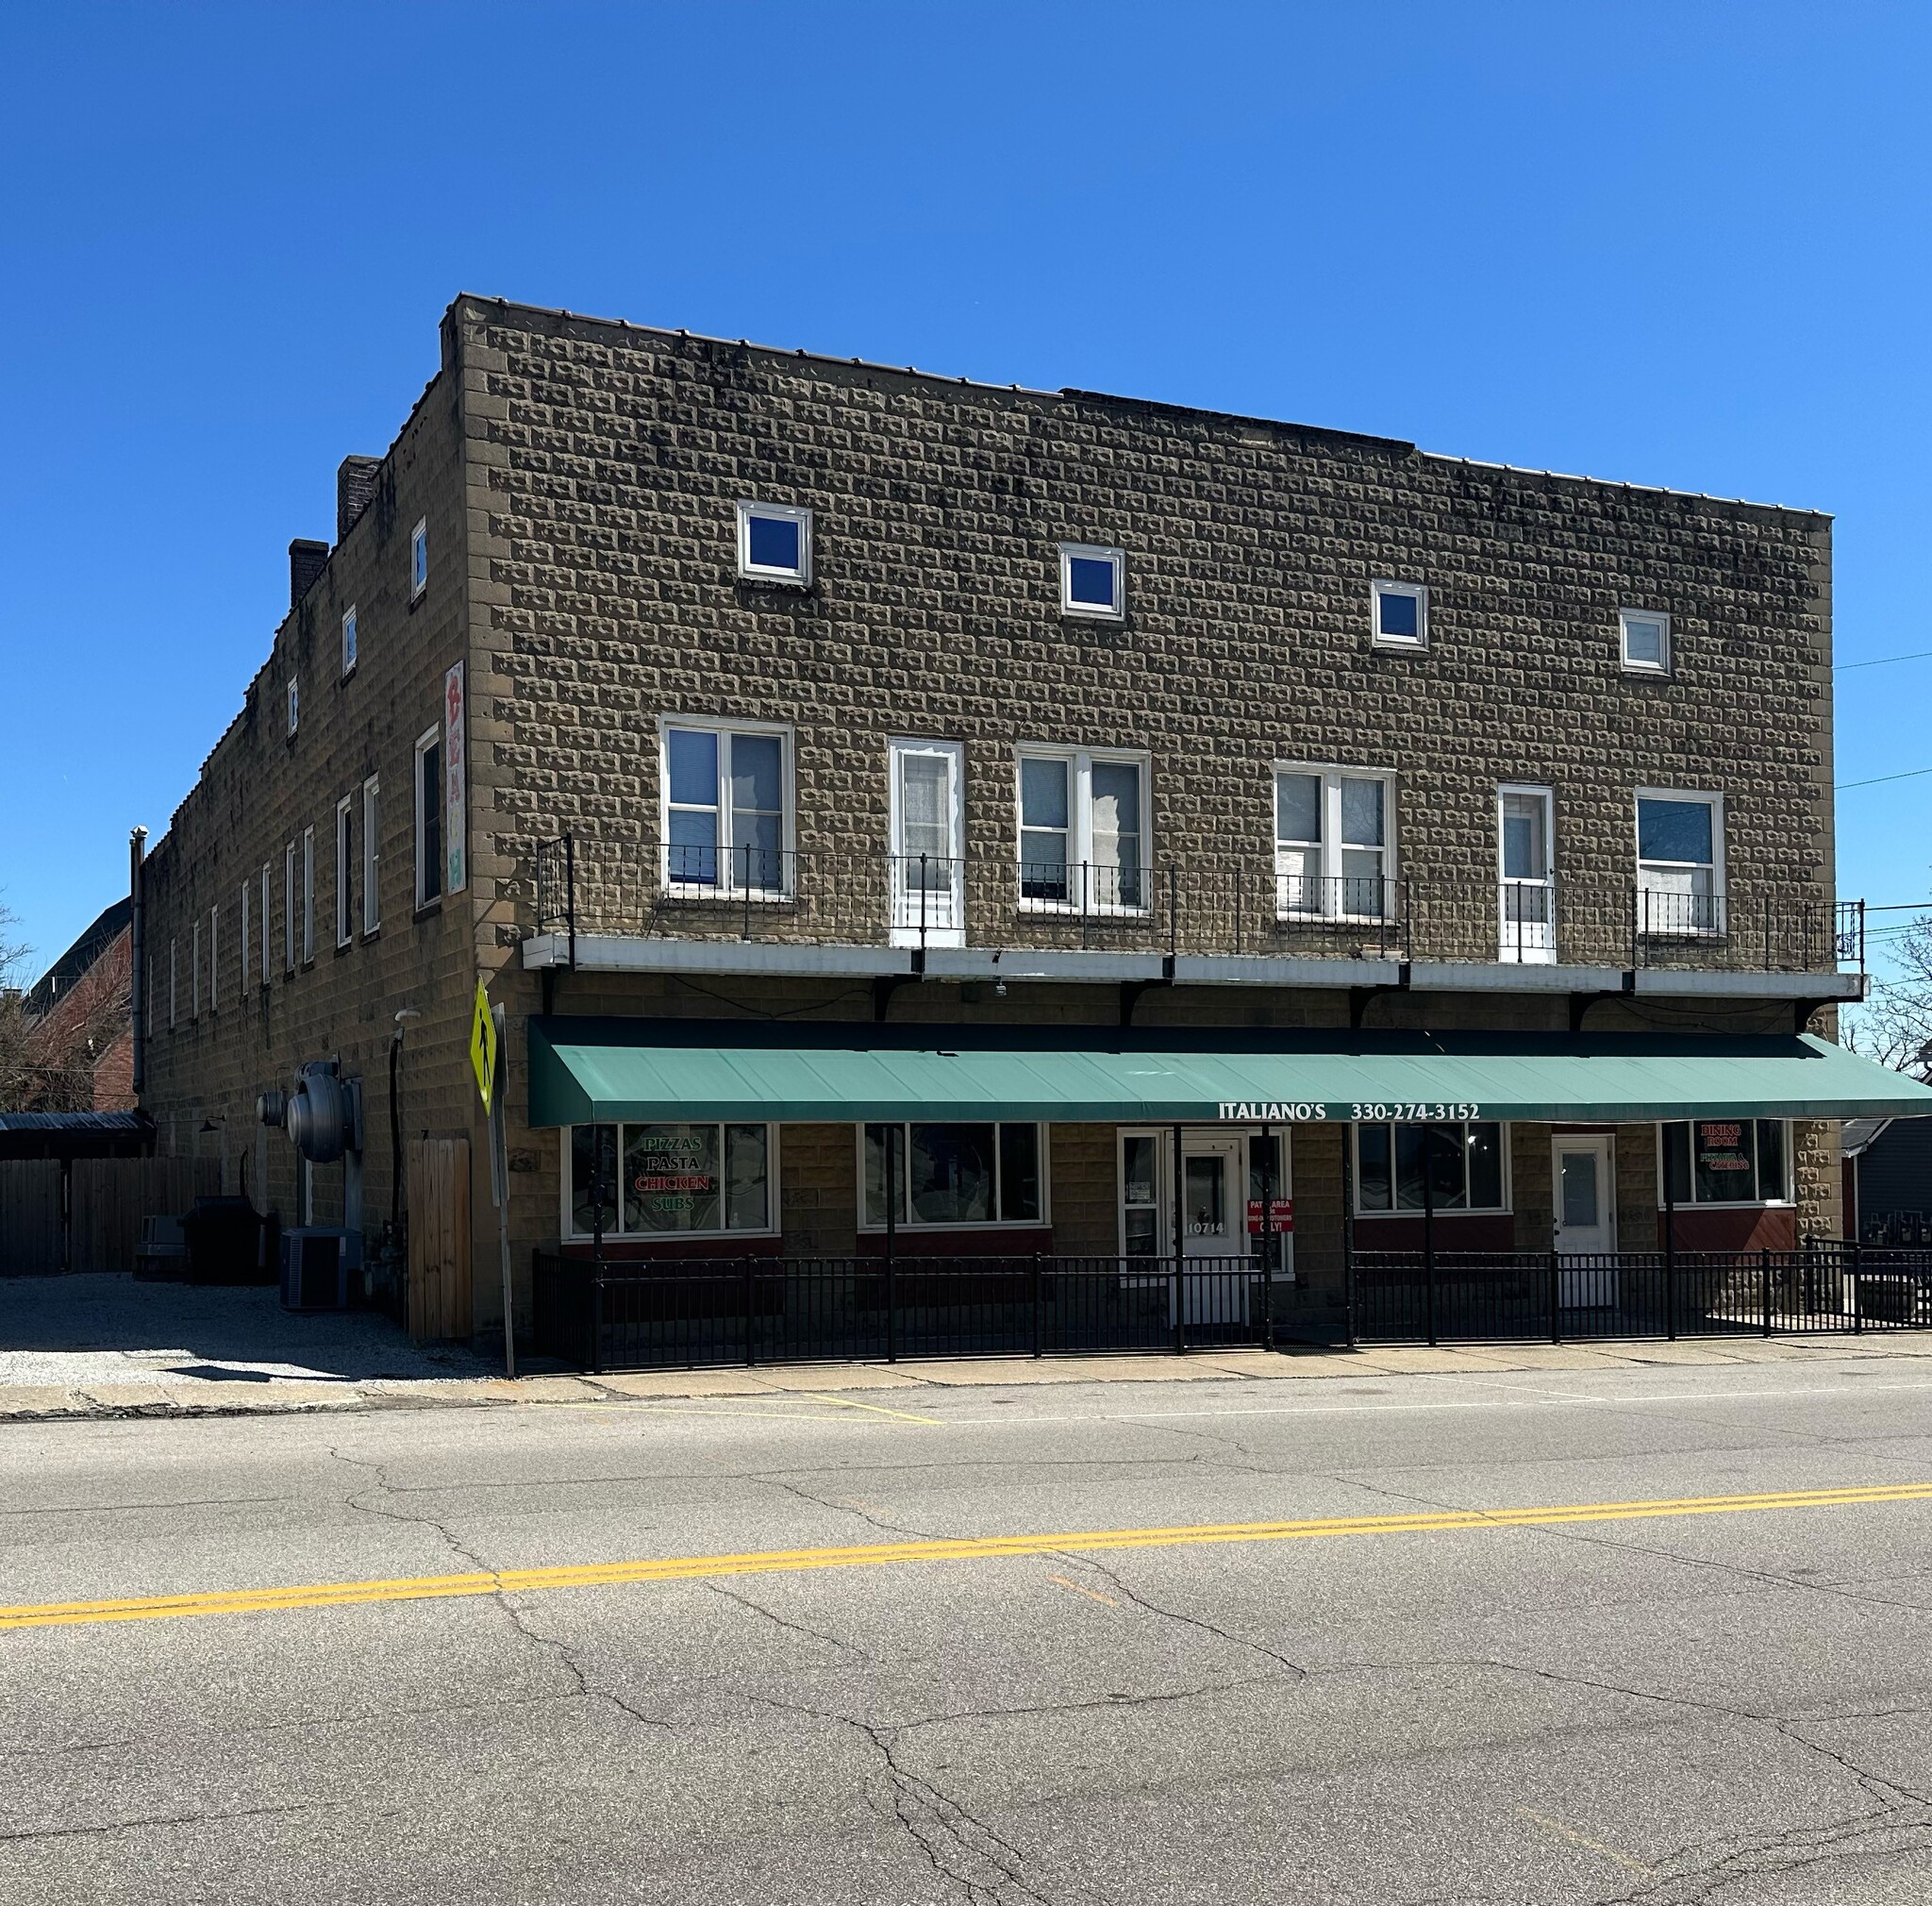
[527,1019,1932,1128]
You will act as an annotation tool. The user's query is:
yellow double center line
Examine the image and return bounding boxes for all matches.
[5,1480,1927,1634]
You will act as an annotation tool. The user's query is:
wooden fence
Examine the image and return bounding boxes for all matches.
[0,1157,221,1275]
[407,1137,472,1341]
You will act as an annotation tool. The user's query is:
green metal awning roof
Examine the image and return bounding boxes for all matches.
[526,1019,1932,1128]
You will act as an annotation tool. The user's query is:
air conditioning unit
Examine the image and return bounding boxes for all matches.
[281,1228,354,1312]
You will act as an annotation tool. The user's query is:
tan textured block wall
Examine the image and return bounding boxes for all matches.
[779,1123,858,1256]
[1048,1124,1117,1255]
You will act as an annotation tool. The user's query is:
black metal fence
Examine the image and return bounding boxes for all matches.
[1351,1244,1932,1344]
[530,831,1862,976]
[533,1252,1288,1373]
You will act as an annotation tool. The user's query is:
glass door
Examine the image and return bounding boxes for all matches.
[890,740,964,946]
[1499,786,1556,963]
[1553,1134,1618,1309]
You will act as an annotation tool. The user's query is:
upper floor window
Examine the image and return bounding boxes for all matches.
[662,719,791,893]
[361,777,380,935]
[302,827,315,963]
[1372,579,1427,650]
[259,864,272,990]
[1274,765,1392,920]
[1661,1119,1789,1207]
[1059,543,1125,621]
[1637,790,1722,935]
[410,520,428,600]
[736,501,811,584]
[341,606,358,676]
[1017,746,1147,911]
[1356,1121,1507,1213]
[861,1122,1045,1229]
[566,1122,774,1239]
[284,844,296,974]
[414,728,442,908]
[287,677,299,736]
[335,795,355,949]
[1621,608,1671,675]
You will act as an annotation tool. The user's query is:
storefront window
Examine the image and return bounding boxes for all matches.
[1661,1120,1789,1205]
[1356,1122,1507,1212]
[861,1122,1046,1227]
[566,1122,774,1237]
[1122,1133,1160,1257]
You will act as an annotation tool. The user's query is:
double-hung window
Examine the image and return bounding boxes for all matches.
[1058,543,1125,621]
[1372,579,1427,650]
[301,828,315,963]
[361,777,380,935]
[259,864,272,990]
[661,720,791,894]
[414,728,442,908]
[335,795,355,949]
[285,844,297,973]
[1356,1122,1507,1213]
[1636,789,1723,935]
[861,1123,1045,1229]
[566,1122,775,1238]
[1497,784,1555,962]
[1274,765,1393,920]
[735,501,812,584]
[1660,1120,1789,1206]
[1016,746,1147,911]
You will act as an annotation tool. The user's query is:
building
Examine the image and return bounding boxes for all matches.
[14,898,134,1115]
[1841,1118,1932,1243]
[132,295,1932,1346]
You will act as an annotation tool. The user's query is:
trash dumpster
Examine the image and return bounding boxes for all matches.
[180,1196,275,1286]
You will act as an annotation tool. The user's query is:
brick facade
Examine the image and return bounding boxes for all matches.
[137,296,1849,1338]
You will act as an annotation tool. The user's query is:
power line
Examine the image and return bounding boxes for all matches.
[1837,764,1932,791]
[1837,647,1932,672]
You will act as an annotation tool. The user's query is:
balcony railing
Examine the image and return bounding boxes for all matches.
[530,834,1863,976]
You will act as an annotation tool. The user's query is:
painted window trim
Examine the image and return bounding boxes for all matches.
[1655,1118,1794,1210]
[259,864,273,992]
[341,605,358,678]
[287,677,299,737]
[560,1122,782,1242]
[284,844,296,975]
[410,519,428,600]
[1115,1126,1292,1262]
[888,737,967,948]
[207,907,217,1015]
[1351,1121,1514,1217]
[734,500,813,585]
[855,1121,1052,1232]
[1371,578,1429,651]
[1273,761,1398,923]
[1496,781,1557,962]
[1635,785,1725,937]
[1058,543,1127,621]
[191,918,201,1021]
[413,727,441,910]
[335,794,355,950]
[1012,743,1154,916]
[361,776,380,936]
[657,715,798,897]
[301,828,315,965]
[1620,607,1672,677]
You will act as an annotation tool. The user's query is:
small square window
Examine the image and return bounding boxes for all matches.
[1621,608,1671,675]
[1372,580,1427,649]
[410,520,428,599]
[736,501,812,584]
[341,606,358,676]
[287,677,299,736]
[1059,544,1125,620]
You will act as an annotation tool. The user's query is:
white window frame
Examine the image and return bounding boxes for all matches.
[1273,762,1396,922]
[560,1122,782,1241]
[335,795,355,949]
[1635,787,1724,938]
[1352,1122,1513,1216]
[302,827,315,964]
[284,844,296,974]
[1620,607,1672,677]
[413,727,441,909]
[361,776,380,935]
[889,738,966,948]
[856,1121,1051,1232]
[1058,543,1126,621]
[410,519,428,600]
[734,500,812,585]
[260,864,272,990]
[240,882,250,994]
[192,918,201,1020]
[1115,1128,1295,1274]
[1014,744,1153,915]
[341,605,358,677]
[1496,781,1556,964]
[208,907,218,1012]
[1657,1119,1793,1209]
[1371,578,1428,651]
[287,676,299,736]
[658,716,796,898]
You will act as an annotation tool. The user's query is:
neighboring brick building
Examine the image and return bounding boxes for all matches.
[19,900,134,1113]
[134,295,1932,1346]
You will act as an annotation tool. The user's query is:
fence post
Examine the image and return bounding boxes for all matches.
[1761,1246,1773,1337]
[1031,1252,1043,1358]
[1258,1121,1275,1353]
[885,1126,898,1363]
[919,851,929,953]
[564,830,577,972]
[741,842,752,941]
[1549,1248,1561,1345]
[1663,1147,1677,1341]
[744,1254,756,1366]
[1173,1122,1186,1355]
[1341,1126,1357,1348]
[1423,1133,1438,1348]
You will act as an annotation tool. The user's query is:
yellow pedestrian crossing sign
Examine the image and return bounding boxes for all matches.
[470,979,498,1113]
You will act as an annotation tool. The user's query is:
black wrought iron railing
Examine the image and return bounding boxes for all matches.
[528,833,1861,975]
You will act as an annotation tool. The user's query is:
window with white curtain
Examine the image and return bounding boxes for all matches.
[660,720,791,894]
[1016,746,1147,911]
[1274,765,1393,919]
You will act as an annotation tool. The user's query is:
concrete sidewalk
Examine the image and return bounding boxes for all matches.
[7,1328,1932,1423]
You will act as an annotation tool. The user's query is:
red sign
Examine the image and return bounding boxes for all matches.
[1246,1197,1294,1234]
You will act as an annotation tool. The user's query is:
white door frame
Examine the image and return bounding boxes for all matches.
[1498,782,1556,964]
[889,738,965,947]
[1553,1132,1617,1309]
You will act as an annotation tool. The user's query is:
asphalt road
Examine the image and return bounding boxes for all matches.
[6,1358,1932,1904]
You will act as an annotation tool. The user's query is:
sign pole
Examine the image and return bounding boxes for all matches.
[492,1003,515,1379]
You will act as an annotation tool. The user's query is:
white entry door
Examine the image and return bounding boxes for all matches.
[1499,785,1556,963]
[1180,1134,1247,1324]
[1553,1134,1617,1308]
[890,740,964,947]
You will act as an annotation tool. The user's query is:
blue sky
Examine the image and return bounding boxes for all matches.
[2,1,1927,975]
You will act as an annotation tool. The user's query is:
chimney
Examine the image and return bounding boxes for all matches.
[337,456,382,541]
[289,539,329,607]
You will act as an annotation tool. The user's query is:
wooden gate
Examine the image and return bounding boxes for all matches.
[408,1138,472,1342]
[0,1162,65,1274]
